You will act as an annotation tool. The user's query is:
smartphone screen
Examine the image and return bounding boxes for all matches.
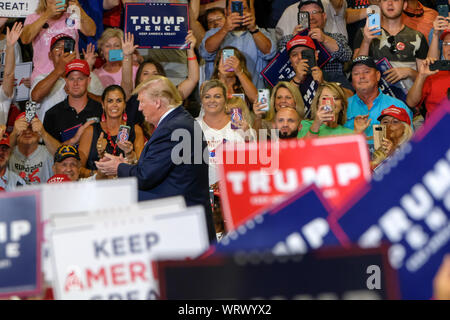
[117,125,131,143]
[230,108,243,130]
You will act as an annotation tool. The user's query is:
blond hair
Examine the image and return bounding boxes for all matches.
[133,75,183,108]
[200,79,228,99]
[266,81,305,122]
[97,28,124,57]
[309,82,348,125]
[36,0,47,14]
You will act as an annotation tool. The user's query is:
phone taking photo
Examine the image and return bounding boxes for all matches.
[297,12,310,30]
[222,49,235,72]
[230,108,243,130]
[437,4,449,17]
[258,89,270,112]
[117,125,131,143]
[368,13,381,36]
[373,124,386,151]
[231,1,244,16]
[109,49,124,62]
[64,38,75,53]
[301,49,316,74]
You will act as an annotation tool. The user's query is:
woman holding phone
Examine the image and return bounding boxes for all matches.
[21,0,96,82]
[210,46,258,103]
[94,28,139,99]
[298,82,354,138]
[252,81,305,139]
[78,85,144,178]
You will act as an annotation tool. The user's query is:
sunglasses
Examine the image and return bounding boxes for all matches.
[388,36,399,55]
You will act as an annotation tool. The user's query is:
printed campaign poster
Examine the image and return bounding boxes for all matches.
[159,246,399,300]
[125,2,190,49]
[376,58,408,102]
[50,206,209,300]
[217,134,371,230]
[0,190,42,298]
[211,102,450,299]
[0,0,38,18]
[0,62,32,102]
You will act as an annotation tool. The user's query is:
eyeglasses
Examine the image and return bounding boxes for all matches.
[300,10,323,15]
[443,42,450,47]
[388,36,399,55]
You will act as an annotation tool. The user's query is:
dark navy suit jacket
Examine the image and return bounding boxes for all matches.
[118,106,216,243]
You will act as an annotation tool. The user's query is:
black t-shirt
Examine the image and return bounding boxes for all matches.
[43,97,103,142]
[353,25,429,63]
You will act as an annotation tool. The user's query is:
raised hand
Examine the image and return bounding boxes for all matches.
[117,140,133,155]
[353,114,371,134]
[122,32,138,57]
[45,0,67,19]
[6,22,24,47]
[185,30,197,52]
[82,43,97,70]
[384,67,411,84]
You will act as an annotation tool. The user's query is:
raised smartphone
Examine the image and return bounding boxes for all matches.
[373,124,386,151]
[368,13,381,36]
[297,12,310,30]
[109,49,124,62]
[258,89,270,112]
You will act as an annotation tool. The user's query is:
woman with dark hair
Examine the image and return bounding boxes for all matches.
[210,46,258,103]
[78,85,144,178]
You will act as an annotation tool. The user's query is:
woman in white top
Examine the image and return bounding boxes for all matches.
[196,79,255,186]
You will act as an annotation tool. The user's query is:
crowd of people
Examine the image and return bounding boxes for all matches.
[0,1,449,288]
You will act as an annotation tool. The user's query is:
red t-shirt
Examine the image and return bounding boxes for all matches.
[419,71,450,117]
[103,4,122,28]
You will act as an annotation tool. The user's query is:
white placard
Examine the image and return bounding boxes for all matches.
[0,62,32,102]
[50,206,209,300]
[51,196,186,228]
[21,177,138,283]
[0,0,38,17]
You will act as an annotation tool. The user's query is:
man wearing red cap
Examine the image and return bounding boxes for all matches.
[31,33,104,121]
[7,113,57,185]
[406,30,450,118]
[43,59,103,145]
[0,134,25,191]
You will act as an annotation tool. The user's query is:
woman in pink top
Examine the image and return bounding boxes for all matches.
[94,28,139,99]
[21,0,96,83]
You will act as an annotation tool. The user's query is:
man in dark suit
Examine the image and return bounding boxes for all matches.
[95,75,216,243]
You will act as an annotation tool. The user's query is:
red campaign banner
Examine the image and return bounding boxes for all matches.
[217,135,371,231]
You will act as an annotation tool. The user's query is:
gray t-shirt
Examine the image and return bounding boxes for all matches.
[9,145,54,185]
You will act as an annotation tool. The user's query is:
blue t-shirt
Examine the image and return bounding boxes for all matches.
[344,89,414,143]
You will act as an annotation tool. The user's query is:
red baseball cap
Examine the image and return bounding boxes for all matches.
[377,106,411,126]
[440,29,450,41]
[0,134,10,148]
[287,35,316,54]
[50,33,74,50]
[47,174,72,184]
[65,59,90,77]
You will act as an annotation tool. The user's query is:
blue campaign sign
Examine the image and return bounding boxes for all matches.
[0,190,42,298]
[124,2,190,49]
[336,102,450,299]
[213,188,342,255]
[376,58,408,102]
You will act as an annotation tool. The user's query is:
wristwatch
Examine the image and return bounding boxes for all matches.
[249,28,260,35]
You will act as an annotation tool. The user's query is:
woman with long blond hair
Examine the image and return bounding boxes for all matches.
[252,81,305,139]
